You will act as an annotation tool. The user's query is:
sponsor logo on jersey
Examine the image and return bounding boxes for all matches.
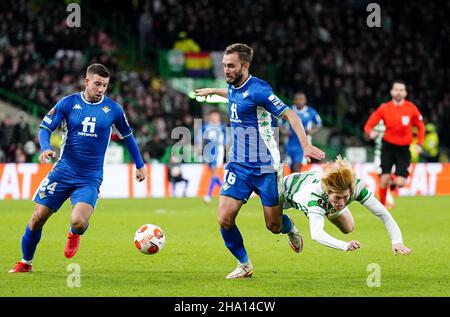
[43,116,52,125]
[230,102,241,123]
[73,104,82,110]
[242,90,249,98]
[102,106,111,114]
[78,117,98,137]
[268,94,284,108]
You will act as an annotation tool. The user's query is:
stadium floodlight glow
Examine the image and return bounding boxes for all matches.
[188,91,228,104]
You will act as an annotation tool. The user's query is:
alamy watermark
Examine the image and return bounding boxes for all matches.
[66,3,81,28]
[366,3,381,28]
[67,263,81,288]
[169,119,282,169]
[366,263,381,287]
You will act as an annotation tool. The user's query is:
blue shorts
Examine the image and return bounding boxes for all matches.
[220,162,283,207]
[287,145,304,164]
[33,170,100,212]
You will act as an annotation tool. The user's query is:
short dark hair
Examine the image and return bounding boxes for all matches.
[86,63,110,78]
[392,80,406,88]
[224,43,253,65]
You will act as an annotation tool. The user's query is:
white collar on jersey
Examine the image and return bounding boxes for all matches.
[80,91,105,105]
[232,75,253,90]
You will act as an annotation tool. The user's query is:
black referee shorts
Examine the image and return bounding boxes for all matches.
[380,140,411,177]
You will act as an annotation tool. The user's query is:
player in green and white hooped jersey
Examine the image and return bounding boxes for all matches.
[283,156,412,254]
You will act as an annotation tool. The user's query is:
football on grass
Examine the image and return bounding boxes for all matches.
[134,224,165,255]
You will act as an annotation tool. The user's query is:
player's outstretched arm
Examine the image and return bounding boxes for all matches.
[38,128,56,163]
[123,135,146,182]
[362,196,412,255]
[195,88,228,99]
[308,213,358,251]
[282,109,325,161]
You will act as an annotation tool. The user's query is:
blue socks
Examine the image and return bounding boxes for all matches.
[281,214,293,234]
[21,225,42,262]
[220,225,248,264]
[207,176,222,197]
[70,224,89,235]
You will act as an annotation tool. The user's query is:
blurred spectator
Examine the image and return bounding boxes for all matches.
[13,111,33,145]
[138,6,154,57]
[421,123,440,162]
[173,31,200,53]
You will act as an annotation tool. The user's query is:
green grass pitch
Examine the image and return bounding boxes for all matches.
[1,196,449,297]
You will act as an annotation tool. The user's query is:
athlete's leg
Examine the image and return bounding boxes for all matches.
[218,195,246,260]
[262,204,284,233]
[65,186,99,258]
[379,141,395,205]
[70,202,94,234]
[328,207,354,234]
[218,195,253,278]
[9,204,54,273]
[23,204,53,261]
[64,202,93,259]
[396,176,407,187]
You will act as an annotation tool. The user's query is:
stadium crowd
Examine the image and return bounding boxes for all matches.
[1,0,449,163]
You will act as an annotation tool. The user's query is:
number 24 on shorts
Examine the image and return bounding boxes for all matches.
[40,178,58,194]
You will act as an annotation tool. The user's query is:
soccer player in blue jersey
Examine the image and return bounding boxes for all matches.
[196,43,325,278]
[198,110,227,203]
[9,64,146,273]
[284,91,322,172]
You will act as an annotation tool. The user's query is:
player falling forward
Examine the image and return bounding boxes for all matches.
[9,64,146,273]
[196,43,325,278]
[283,156,412,254]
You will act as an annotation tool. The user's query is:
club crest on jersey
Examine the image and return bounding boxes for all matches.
[401,116,410,126]
[242,90,249,98]
[102,106,111,114]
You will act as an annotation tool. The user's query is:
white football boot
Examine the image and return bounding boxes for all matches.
[226,260,253,279]
[287,219,304,253]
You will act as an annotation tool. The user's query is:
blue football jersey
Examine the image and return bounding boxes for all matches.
[287,105,322,148]
[227,75,288,170]
[39,92,132,185]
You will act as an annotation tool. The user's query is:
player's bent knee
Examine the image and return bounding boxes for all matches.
[71,218,89,232]
[218,217,234,230]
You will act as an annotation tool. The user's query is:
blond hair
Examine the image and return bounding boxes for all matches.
[321,155,356,195]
